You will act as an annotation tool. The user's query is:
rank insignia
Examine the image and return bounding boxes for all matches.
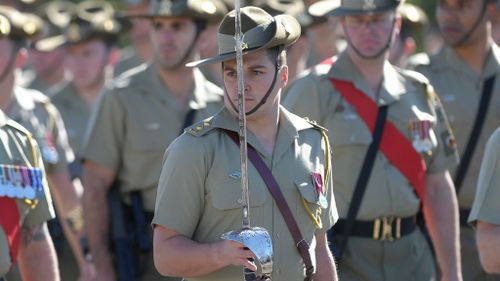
[408,119,434,154]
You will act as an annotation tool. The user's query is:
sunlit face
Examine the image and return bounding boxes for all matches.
[29,47,65,76]
[149,17,199,70]
[64,39,110,89]
[342,11,397,58]
[223,49,287,119]
[437,0,487,46]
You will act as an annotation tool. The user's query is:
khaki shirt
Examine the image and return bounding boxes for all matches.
[283,51,459,220]
[153,107,338,281]
[0,111,55,276]
[114,47,145,77]
[410,44,500,208]
[468,128,500,225]
[7,87,74,174]
[82,64,223,211]
[51,82,92,155]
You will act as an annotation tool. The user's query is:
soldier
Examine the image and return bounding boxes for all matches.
[410,0,500,280]
[283,0,462,280]
[45,0,128,165]
[0,13,59,281]
[153,6,338,281]
[80,0,224,280]
[389,3,428,68]
[114,0,153,76]
[0,5,94,281]
[21,1,73,96]
[468,128,500,274]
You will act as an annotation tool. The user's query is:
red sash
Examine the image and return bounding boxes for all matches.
[330,78,427,203]
[0,197,21,266]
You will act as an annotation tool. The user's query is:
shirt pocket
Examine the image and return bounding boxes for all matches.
[210,178,267,211]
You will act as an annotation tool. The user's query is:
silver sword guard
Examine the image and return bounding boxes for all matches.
[221,227,273,275]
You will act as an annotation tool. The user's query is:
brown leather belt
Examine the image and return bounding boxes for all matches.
[333,216,417,241]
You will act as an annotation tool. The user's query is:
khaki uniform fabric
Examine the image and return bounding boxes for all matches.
[283,51,459,281]
[7,87,74,174]
[114,47,146,77]
[51,82,92,155]
[411,44,500,281]
[469,128,500,225]
[19,70,69,97]
[153,106,338,281]
[0,111,55,277]
[82,63,223,211]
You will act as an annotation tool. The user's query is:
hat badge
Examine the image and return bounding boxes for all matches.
[158,0,173,14]
[363,0,376,10]
[103,19,116,32]
[23,22,37,36]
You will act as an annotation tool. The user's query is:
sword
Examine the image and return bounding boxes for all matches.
[220,1,273,280]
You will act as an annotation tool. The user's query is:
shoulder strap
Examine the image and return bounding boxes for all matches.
[335,105,388,260]
[225,130,315,281]
[454,76,497,193]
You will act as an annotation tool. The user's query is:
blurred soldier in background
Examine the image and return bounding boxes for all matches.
[46,0,128,168]
[21,1,73,96]
[389,2,428,68]
[0,12,59,281]
[114,0,153,76]
[80,0,225,280]
[410,0,500,280]
[491,0,500,44]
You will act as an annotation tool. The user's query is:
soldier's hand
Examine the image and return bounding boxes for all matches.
[215,240,257,271]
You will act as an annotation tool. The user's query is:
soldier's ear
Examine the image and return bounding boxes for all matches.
[108,47,121,68]
[280,65,288,84]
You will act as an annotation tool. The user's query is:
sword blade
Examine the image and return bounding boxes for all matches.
[234,0,250,230]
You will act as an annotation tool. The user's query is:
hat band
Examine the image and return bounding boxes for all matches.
[217,21,275,55]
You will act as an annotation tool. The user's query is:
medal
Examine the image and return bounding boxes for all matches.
[5,166,16,198]
[311,172,328,209]
[408,119,434,154]
[40,132,59,164]
[21,167,36,200]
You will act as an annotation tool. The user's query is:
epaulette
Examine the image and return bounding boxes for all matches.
[400,69,438,103]
[303,117,328,132]
[6,119,32,137]
[185,118,214,137]
[113,63,148,89]
[408,52,430,67]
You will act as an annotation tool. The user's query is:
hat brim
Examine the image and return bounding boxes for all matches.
[309,0,399,17]
[187,13,300,67]
[34,34,66,52]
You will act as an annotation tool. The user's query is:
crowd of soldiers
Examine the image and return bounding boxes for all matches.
[0,0,500,280]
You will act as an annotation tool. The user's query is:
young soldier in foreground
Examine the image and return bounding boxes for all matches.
[153,6,338,281]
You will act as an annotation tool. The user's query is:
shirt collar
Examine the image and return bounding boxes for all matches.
[328,51,404,106]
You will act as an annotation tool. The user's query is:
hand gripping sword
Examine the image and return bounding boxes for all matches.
[220,1,273,280]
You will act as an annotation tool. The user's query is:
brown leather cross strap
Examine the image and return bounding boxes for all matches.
[225,130,315,281]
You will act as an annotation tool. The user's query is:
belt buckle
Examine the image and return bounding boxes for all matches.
[373,217,402,241]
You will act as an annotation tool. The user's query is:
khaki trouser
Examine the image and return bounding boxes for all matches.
[333,230,436,281]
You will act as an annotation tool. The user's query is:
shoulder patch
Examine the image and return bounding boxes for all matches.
[303,117,328,132]
[185,118,215,137]
[408,52,430,67]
